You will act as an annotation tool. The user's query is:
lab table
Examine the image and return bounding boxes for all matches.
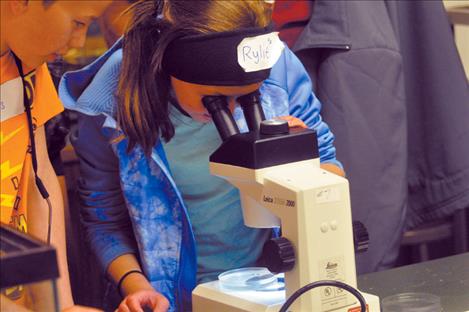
[357,253,469,312]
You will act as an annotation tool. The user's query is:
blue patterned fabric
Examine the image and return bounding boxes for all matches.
[114,140,192,309]
[59,38,340,311]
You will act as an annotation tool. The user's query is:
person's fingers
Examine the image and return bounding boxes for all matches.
[126,296,144,312]
[152,295,170,312]
[276,116,307,128]
[278,116,307,128]
[115,291,169,312]
[288,119,305,128]
[116,301,131,312]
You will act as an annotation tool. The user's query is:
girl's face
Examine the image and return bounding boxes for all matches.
[170,76,263,123]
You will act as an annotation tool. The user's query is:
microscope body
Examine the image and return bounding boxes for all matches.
[192,94,380,311]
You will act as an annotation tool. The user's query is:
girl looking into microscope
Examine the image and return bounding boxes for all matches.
[59,0,344,311]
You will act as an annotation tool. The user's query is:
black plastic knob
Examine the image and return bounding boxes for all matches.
[260,119,289,135]
[262,237,295,273]
[353,221,369,253]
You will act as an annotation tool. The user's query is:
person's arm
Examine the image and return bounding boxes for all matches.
[266,46,345,176]
[73,115,139,274]
[27,126,74,309]
[107,254,169,312]
[72,115,168,312]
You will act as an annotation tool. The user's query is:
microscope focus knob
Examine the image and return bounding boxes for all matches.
[353,221,369,253]
[260,119,289,135]
[262,237,295,273]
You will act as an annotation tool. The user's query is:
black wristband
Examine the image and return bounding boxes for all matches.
[117,269,144,297]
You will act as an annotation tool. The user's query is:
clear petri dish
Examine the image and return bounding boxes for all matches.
[381,292,442,312]
[218,267,278,291]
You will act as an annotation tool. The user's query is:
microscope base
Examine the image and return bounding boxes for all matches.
[192,281,380,312]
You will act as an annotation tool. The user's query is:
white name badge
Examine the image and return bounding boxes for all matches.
[0,77,24,122]
[237,32,284,73]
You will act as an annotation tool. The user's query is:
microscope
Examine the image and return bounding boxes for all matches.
[192,91,380,312]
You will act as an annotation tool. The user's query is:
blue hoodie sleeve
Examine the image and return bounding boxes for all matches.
[265,46,343,169]
[72,114,139,273]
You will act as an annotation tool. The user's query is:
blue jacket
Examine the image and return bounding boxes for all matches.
[59,39,340,311]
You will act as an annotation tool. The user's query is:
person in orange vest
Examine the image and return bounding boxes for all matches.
[1,1,111,311]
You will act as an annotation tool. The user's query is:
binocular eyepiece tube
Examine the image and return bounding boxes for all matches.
[202,96,240,141]
[238,90,266,132]
[202,90,265,141]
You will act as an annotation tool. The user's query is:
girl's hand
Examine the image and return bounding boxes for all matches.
[116,290,169,312]
[276,116,307,129]
[276,116,346,177]
[321,163,346,177]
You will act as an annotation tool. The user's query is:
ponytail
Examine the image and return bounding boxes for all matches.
[117,0,173,155]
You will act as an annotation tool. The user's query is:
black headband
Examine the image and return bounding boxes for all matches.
[163,25,283,86]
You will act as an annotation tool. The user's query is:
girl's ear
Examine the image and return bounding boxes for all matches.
[9,1,29,17]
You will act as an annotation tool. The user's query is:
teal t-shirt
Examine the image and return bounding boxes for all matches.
[163,106,271,283]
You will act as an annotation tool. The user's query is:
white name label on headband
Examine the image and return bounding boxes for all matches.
[237,32,284,73]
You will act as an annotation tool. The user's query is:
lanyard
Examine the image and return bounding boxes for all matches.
[11,52,52,244]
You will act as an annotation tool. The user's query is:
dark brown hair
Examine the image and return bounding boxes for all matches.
[116,0,271,155]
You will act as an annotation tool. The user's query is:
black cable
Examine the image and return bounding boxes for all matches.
[45,198,52,245]
[11,52,52,244]
[278,280,367,312]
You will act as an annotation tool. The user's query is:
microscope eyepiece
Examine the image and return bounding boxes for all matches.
[238,90,266,132]
[202,95,240,141]
[202,90,268,141]
[202,95,228,114]
[237,89,261,106]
